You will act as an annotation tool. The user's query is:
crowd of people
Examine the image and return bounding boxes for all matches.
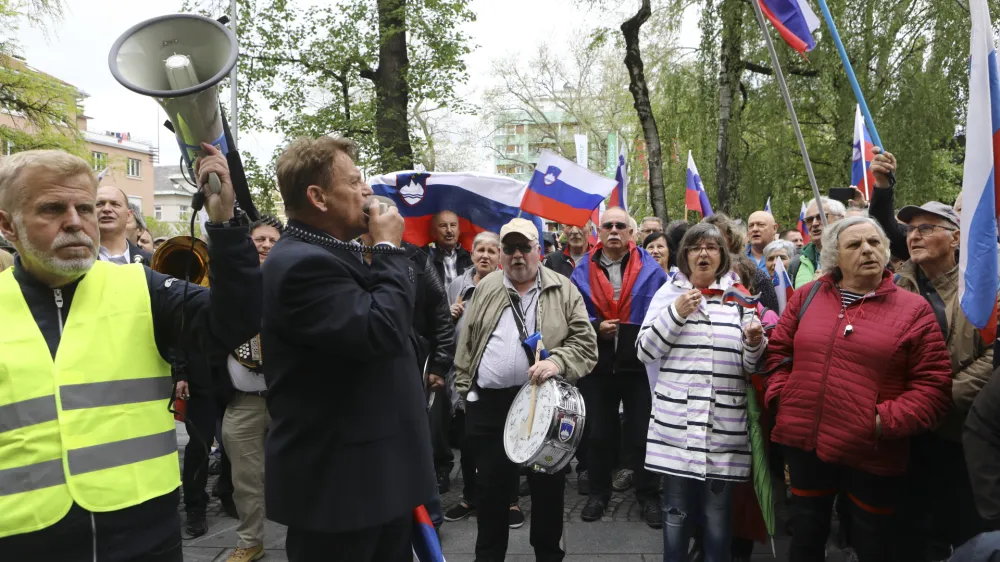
[0,136,999,562]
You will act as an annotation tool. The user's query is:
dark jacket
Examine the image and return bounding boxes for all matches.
[764,273,952,477]
[543,245,588,279]
[262,220,435,533]
[753,265,779,316]
[870,186,910,261]
[0,224,261,562]
[425,244,473,285]
[128,239,153,266]
[404,242,456,377]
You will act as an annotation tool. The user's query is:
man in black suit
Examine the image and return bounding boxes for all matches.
[96,185,152,265]
[262,136,435,561]
[425,209,473,287]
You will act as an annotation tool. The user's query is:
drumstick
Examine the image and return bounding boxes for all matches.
[522,347,542,439]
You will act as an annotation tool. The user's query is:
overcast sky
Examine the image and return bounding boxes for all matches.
[17,0,698,171]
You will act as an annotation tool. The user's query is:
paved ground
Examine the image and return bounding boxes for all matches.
[177,423,857,561]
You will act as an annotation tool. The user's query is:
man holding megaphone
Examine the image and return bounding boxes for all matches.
[0,144,262,561]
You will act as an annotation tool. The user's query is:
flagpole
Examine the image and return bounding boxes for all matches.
[748,0,828,226]
[813,0,882,149]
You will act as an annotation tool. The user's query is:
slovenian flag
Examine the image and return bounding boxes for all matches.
[760,0,821,56]
[797,202,811,244]
[370,171,544,250]
[959,0,1000,344]
[852,104,876,202]
[520,150,617,227]
[610,144,628,211]
[412,505,445,562]
[764,197,772,214]
[773,257,794,316]
[685,151,714,217]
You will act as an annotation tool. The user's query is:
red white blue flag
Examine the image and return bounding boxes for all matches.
[759,0,821,56]
[772,257,794,316]
[960,0,1000,343]
[412,505,445,562]
[764,197,772,214]
[521,150,617,227]
[852,104,876,202]
[685,151,714,217]
[370,171,544,250]
[610,144,628,211]
[797,202,811,244]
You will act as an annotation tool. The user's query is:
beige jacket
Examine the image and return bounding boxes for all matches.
[896,261,995,441]
[455,266,598,396]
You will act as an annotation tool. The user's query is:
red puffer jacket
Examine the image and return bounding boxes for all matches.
[764,273,952,477]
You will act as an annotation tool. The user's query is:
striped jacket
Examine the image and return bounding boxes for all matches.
[636,271,766,482]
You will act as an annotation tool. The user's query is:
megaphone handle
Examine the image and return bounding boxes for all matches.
[207,172,222,195]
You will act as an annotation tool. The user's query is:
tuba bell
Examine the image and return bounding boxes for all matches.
[150,236,210,287]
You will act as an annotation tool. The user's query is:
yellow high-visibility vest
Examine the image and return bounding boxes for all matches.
[0,261,178,538]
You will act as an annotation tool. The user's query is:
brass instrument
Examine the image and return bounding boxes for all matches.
[150,236,210,287]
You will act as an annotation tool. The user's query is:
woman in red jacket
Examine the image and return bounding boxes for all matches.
[764,216,952,562]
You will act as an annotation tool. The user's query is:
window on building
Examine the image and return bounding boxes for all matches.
[514,165,528,175]
[127,158,141,178]
[179,205,189,220]
[5,141,14,156]
[154,206,162,220]
[505,144,523,155]
[496,164,517,175]
[504,124,517,135]
[515,124,526,134]
[91,151,108,171]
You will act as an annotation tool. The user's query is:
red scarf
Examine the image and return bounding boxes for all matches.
[588,241,643,323]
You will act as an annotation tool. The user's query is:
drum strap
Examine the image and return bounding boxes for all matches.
[505,288,538,367]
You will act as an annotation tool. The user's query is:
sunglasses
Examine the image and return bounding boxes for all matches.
[601,221,629,231]
[502,243,535,255]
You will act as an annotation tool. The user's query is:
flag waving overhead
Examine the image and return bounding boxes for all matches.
[852,104,876,202]
[370,171,544,250]
[797,202,811,244]
[521,150,617,227]
[764,197,772,214]
[960,0,1000,343]
[610,144,628,211]
[686,151,714,217]
[759,0,821,56]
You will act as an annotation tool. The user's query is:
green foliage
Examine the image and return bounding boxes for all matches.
[184,0,474,180]
[0,0,84,156]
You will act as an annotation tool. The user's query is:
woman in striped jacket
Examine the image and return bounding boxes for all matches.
[636,223,766,562]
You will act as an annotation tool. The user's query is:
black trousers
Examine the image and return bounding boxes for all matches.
[578,370,658,503]
[454,408,518,507]
[467,387,565,562]
[896,432,987,561]
[286,516,412,562]
[785,447,900,562]
[429,386,455,474]
[181,393,231,514]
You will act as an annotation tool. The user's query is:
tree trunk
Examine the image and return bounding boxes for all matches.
[715,0,743,214]
[621,0,668,224]
[363,0,414,171]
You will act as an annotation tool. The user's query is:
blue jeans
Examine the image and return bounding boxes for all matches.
[662,475,733,562]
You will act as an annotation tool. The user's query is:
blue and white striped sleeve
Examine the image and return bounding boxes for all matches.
[636,285,688,364]
[741,336,767,373]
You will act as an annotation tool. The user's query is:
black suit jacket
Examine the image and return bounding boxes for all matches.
[424,244,473,285]
[261,220,435,533]
[403,243,455,377]
[128,239,152,265]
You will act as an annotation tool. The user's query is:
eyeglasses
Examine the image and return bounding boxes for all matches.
[803,212,842,225]
[689,244,721,256]
[601,221,629,231]
[502,242,536,255]
[904,223,957,237]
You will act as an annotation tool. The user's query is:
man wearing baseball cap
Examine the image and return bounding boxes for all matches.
[454,217,597,561]
[891,201,993,560]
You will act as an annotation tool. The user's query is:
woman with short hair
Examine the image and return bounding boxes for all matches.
[763,239,797,279]
[637,223,767,562]
[643,231,676,275]
[764,216,952,562]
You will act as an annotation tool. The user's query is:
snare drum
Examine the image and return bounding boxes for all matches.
[503,379,586,474]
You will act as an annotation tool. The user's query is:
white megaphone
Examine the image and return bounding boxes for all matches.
[109,14,238,197]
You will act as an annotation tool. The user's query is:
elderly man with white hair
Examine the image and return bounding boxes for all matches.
[787,196,847,288]
[0,147,261,561]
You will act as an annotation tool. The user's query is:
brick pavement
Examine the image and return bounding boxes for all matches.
[179,423,864,561]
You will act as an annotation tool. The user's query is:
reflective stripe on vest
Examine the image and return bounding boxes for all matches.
[0,262,178,538]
